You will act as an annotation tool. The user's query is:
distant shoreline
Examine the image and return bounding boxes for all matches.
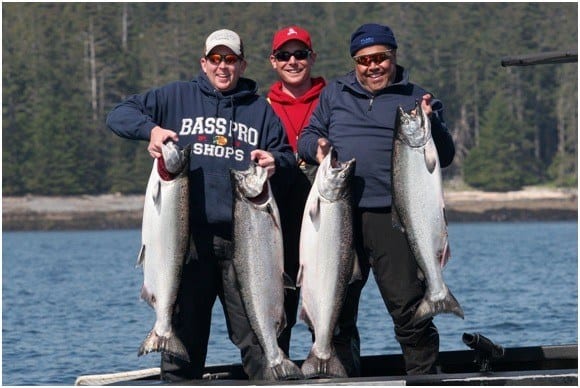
[2,188,577,231]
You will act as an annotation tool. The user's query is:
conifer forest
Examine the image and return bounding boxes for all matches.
[2,2,577,195]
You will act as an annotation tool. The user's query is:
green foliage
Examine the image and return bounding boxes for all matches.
[2,3,577,195]
[463,94,542,191]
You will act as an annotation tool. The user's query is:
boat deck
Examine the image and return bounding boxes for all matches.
[75,343,578,386]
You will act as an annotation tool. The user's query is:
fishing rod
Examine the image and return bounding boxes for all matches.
[501,49,577,66]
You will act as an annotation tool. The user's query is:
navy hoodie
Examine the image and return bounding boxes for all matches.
[297,65,455,208]
[107,71,296,236]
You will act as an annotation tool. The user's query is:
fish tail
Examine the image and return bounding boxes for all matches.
[263,358,304,381]
[301,348,348,379]
[413,288,464,323]
[138,329,190,362]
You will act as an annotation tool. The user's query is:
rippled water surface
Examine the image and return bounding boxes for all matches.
[2,222,577,385]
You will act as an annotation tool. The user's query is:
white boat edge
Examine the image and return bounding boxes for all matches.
[75,367,160,386]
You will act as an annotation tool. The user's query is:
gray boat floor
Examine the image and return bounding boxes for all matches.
[76,344,578,386]
[76,368,578,386]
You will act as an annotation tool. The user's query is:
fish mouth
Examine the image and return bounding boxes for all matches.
[246,182,270,205]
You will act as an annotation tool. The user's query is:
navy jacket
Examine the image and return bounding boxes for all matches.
[298,66,455,208]
[107,71,295,235]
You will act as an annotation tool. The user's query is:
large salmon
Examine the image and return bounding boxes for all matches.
[298,148,356,379]
[137,142,191,361]
[230,162,303,381]
[392,102,464,323]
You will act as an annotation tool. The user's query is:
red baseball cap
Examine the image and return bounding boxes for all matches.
[272,26,312,52]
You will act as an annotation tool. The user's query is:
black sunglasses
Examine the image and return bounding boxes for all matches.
[353,50,394,66]
[274,49,311,62]
[206,53,240,65]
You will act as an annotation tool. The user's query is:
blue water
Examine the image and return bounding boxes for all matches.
[2,222,578,385]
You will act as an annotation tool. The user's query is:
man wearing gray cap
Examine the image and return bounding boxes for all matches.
[107,28,297,381]
[298,23,456,377]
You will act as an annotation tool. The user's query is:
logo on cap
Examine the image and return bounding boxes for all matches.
[272,25,312,52]
[287,28,298,36]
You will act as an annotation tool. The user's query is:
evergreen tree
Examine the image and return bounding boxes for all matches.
[2,3,577,196]
[464,93,541,191]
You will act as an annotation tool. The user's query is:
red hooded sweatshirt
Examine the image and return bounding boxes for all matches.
[267,77,326,152]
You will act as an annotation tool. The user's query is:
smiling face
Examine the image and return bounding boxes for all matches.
[353,44,397,94]
[270,40,316,90]
[201,45,247,92]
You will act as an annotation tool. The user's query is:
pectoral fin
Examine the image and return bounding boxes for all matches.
[296,264,304,287]
[283,272,296,290]
[391,207,405,233]
[151,180,162,208]
[439,237,451,268]
[136,245,145,267]
[424,141,438,174]
[349,250,362,284]
[308,197,320,221]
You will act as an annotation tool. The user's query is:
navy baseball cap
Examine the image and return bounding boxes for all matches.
[350,23,398,56]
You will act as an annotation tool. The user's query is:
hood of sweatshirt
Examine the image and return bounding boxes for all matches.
[267,76,326,105]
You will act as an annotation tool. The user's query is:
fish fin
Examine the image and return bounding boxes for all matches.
[424,140,438,174]
[138,329,190,362]
[276,313,287,338]
[185,233,198,264]
[265,202,282,231]
[283,272,296,290]
[301,348,348,379]
[136,245,145,267]
[139,286,155,307]
[413,287,464,323]
[296,264,303,287]
[308,197,320,222]
[151,180,162,207]
[391,207,405,233]
[264,358,304,381]
[417,268,425,281]
[439,238,451,268]
[349,250,362,284]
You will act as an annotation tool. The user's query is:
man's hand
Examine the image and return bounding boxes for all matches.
[420,93,433,118]
[148,126,179,158]
[316,138,331,164]
[251,149,276,178]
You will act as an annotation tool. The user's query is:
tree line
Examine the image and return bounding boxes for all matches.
[2,2,577,195]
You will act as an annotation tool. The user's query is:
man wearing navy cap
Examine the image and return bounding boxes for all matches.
[298,23,456,377]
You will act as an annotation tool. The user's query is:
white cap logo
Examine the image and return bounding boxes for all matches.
[287,28,298,36]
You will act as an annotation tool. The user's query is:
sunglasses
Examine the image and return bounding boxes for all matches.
[353,50,394,66]
[274,49,311,62]
[206,53,240,65]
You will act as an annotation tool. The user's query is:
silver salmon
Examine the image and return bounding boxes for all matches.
[392,102,464,323]
[231,162,303,381]
[298,148,356,379]
[137,142,191,361]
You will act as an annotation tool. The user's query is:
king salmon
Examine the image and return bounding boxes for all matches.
[137,141,191,361]
[392,102,464,323]
[298,148,357,379]
[231,162,303,381]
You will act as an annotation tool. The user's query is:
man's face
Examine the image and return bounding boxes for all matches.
[201,46,246,92]
[353,44,396,94]
[270,40,316,87]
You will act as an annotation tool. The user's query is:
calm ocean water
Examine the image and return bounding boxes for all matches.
[2,221,578,385]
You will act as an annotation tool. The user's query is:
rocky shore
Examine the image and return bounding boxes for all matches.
[2,187,577,231]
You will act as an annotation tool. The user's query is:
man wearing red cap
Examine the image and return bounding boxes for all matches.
[267,26,326,358]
